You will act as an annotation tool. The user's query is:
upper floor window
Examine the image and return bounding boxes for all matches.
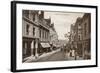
[78,35,81,41]
[39,29,41,38]
[78,24,81,29]
[23,10,29,19]
[33,27,35,36]
[42,29,44,39]
[33,13,35,21]
[26,24,29,35]
[84,23,87,36]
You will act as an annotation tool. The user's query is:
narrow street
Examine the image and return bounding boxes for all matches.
[36,50,67,62]
[24,48,84,63]
[22,10,91,64]
[36,51,83,62]
[24,49,67,63]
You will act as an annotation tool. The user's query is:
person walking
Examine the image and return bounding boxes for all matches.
[74,47,78,60]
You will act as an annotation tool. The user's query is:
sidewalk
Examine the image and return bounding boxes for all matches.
[67,56,84,60]
[24,48,61,63]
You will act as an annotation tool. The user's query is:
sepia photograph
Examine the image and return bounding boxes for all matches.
[11,1,97,72]
[22,10,91,63]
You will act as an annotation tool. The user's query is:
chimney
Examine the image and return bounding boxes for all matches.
[41,11,44,18]
[39,11,44,19]
[51,23,54,28]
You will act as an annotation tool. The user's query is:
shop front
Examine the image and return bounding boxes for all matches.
[22,37,39,60]
[77,42,83,57]
[82,39,91,59]
[38,42,51,55]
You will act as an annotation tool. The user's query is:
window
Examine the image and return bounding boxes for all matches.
[42,29,44,39]
[78,35,80,41]
[33,27,35,36]
[84,23,87,36]
[33,13,35,21]
[24,42,27,55]
[45,31,46,39]
[78,24,81,29]
[26,24,29,35]
[43,30,45,39]
[23,10,29,18]
[47,32,48,40]
[39,29,41,38]
[45,30,47,39]
[45,31,47,39]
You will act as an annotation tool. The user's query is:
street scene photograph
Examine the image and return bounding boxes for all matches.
[22,10,91,63]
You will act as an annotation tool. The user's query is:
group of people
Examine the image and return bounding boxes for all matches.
[60,45,78,60]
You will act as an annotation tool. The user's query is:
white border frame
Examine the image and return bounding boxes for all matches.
[15,2,97,70]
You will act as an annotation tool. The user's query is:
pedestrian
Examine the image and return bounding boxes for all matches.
[75,51,78,60]
[74,47,78,60]
[60,46,63,52]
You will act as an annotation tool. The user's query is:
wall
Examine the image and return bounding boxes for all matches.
[0,0,99,73]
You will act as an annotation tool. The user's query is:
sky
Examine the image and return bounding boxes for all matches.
[44,11,84,40]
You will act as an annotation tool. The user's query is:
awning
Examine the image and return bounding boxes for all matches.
[40,43,50,48]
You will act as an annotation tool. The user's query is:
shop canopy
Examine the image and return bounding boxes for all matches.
[40,43,50,48]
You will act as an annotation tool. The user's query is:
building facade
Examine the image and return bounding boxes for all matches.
[22,10,40,59]
[74,17,83,57]
[69,13,91,59]
[69,24,75,49]
[38,11,51,55]
[82,13,91,59]
[22,10,51,60]
[49,23,58,50]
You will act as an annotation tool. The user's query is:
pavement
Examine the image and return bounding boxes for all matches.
[23,48,84,63]
[24,48,61,63]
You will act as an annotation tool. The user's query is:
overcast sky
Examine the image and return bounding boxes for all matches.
[44,11,84,40]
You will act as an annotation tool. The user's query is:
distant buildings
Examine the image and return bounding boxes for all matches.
[38,11,52,55]
[69,24,75,49]
[74,17,83,57]
[69,13,91,59]
[49,23,58,49]
[22,10,58,60]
